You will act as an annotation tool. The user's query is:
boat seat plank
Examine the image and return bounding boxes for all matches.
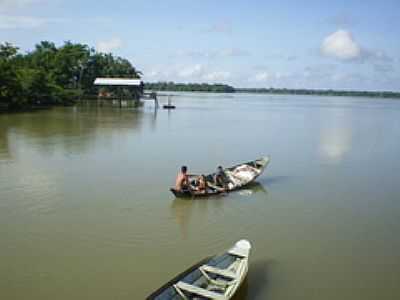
[175,282,226,300]
[200,265,237,279]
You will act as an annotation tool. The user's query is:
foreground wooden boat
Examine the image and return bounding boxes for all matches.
[170,156,270,198]
[147,240,251,300]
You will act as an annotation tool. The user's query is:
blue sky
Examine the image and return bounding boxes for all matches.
[1,0,399,91]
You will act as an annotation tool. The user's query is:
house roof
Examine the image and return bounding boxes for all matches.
[94,78,142,86]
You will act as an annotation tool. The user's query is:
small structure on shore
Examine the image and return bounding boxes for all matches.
[93,78,159,108]
[141,91,159,108]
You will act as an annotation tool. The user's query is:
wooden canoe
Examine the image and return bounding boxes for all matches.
[146,240,252,300]
[170,156,270,198]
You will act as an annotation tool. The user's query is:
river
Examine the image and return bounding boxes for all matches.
[1,93,400,299]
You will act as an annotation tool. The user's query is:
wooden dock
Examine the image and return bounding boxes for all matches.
[141,92,159,108]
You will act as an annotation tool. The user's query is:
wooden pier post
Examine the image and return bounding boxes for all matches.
[119,87,122,108]
[154,92,159,109]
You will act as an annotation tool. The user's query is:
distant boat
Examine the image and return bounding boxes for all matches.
[146,240,251,300]
[170,157,270,198]
[163,96,176,109]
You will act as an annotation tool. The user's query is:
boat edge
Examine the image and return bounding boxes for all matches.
[146,256,212,300]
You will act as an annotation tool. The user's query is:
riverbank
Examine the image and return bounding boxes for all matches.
[145,82,400,99]
[236,88,400,99]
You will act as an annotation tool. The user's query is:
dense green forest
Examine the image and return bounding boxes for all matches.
[0,41,140,111]
[145,83,400,98]
[145,82,235,93]
[236,88,400,99]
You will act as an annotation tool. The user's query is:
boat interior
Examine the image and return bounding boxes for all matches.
[153,253,245,299]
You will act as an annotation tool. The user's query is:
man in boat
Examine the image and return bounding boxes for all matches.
[214,166,229,191]
[175,166,190,191]
[194,175,208,194]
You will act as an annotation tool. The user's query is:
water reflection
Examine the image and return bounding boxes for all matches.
[228,259,275,300]
[151,106,158,131]
[0,106,149,158]
[320,127,352,162]
[237,182,268,196]
[0,123,12,160]
[170,196,223,239]
[319,109,353,163]
[243,259,275,300]
[232,278,249,300]
[170,182,268,239]
[260,175,291,186]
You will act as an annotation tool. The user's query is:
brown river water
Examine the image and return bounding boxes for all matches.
[1,93,399,299]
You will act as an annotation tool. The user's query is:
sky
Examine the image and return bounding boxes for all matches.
[1,0,400,91]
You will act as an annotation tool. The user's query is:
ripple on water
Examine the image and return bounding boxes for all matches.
[15,175,60,215]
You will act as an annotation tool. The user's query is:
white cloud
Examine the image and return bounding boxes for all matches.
[321,30,394,72]
[251,71,272,82]
[146,70,160,78]
[96,37,122,53]
[249,71,293,85]
[0,0,54,30]
[202,71,231,81]
[143,64,232,83]
[0,0,38,11]
[321,29,361,60]
[0,11,108,30]
[176,48,250,59]
[0,15,47,29]
[178,64,203,78]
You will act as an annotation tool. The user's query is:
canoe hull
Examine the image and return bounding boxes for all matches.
[171,156,270,198]
[146,256,211,300]
[146,240,251,300]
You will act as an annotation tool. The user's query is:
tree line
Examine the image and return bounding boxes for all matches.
[0,41,141,111]
[236,88,400,99]
[144,82,235,93]
[145,83,400,99]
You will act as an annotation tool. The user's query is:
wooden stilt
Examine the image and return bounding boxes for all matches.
[155,93,159,108]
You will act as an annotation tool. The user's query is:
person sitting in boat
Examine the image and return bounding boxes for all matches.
[175,166,190,191]
[215,166,229,190]
[194,174,208,194]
